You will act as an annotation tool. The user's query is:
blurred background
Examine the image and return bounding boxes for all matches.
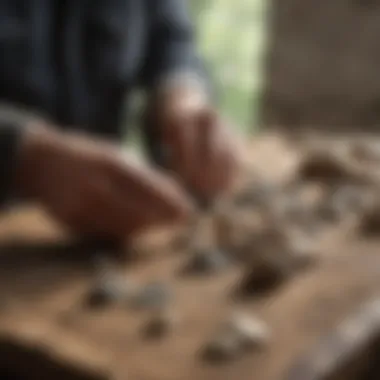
[190,0,269,132]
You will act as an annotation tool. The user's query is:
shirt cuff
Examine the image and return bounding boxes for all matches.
[0,123,23,205]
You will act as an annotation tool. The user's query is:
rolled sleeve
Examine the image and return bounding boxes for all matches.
[140,0,212,95]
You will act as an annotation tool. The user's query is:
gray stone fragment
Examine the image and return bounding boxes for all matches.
[202,332,243,363]
[142,309,179,339]
[183,249,231,275]
[86,274,134,309]
[227,312,271,350]
[130,282,172,311]
[202,313,271,364]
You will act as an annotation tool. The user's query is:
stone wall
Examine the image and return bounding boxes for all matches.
[260,0,380,131]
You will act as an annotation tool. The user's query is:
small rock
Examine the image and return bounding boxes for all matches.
[182,249,230,275]
[215,210,265,253]
[360,205,380,235]
[236,227,302,294]
[239,253,294,295]
[316,200,344,224]
[202,332,243,363]
[233,181,278,207]
[142,309,179,339]
[85,274,134,309]
[316,185,372,225]
[130,282,172,310]
[298,148,357,185]
[275,197,310,225]
[228,312,271,350]
[351,140,380,163]
[292,214,324,238]
[288,234,320,270]
[202,313,270,364]
[333,185,374,214]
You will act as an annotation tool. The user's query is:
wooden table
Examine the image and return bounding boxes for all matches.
[0,135,379,380]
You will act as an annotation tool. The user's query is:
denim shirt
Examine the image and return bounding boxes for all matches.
[0,0,202,136]
[0,0,205,201]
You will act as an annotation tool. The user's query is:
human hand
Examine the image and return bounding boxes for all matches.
[150,87,241,203]
[13,124,194,239]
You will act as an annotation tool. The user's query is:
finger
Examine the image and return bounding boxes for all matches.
[109,157,194,223]
[161,113,195,183]
[83,176,146,238]
[66,188,136,240]
[77,176,184,240]
[190,109,219,197]
[209,131,232,197]
[197,109,218,165]
[217,122,242,195]
[199,112,233,198]
[215,139,237,196]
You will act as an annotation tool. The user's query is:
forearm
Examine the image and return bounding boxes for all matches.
[139,0,221,165]
[0,104,55,205]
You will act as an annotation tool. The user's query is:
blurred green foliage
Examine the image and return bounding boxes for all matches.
[191,0,268,132]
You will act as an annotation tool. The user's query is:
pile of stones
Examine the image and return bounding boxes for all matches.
[84,137,380,364]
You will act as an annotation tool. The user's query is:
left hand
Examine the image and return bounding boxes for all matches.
[149,86,241,202]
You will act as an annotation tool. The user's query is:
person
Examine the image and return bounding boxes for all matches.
[0,0,239,240]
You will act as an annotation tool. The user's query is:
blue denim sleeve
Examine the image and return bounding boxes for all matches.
[140,0,216,98]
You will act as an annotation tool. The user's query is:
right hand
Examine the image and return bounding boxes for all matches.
[14,124,194,239]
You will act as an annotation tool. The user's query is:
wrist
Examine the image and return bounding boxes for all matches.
[13,122,64,199]
[157,71,207,96]
[154,87,210,122]
[150,71,210,113]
